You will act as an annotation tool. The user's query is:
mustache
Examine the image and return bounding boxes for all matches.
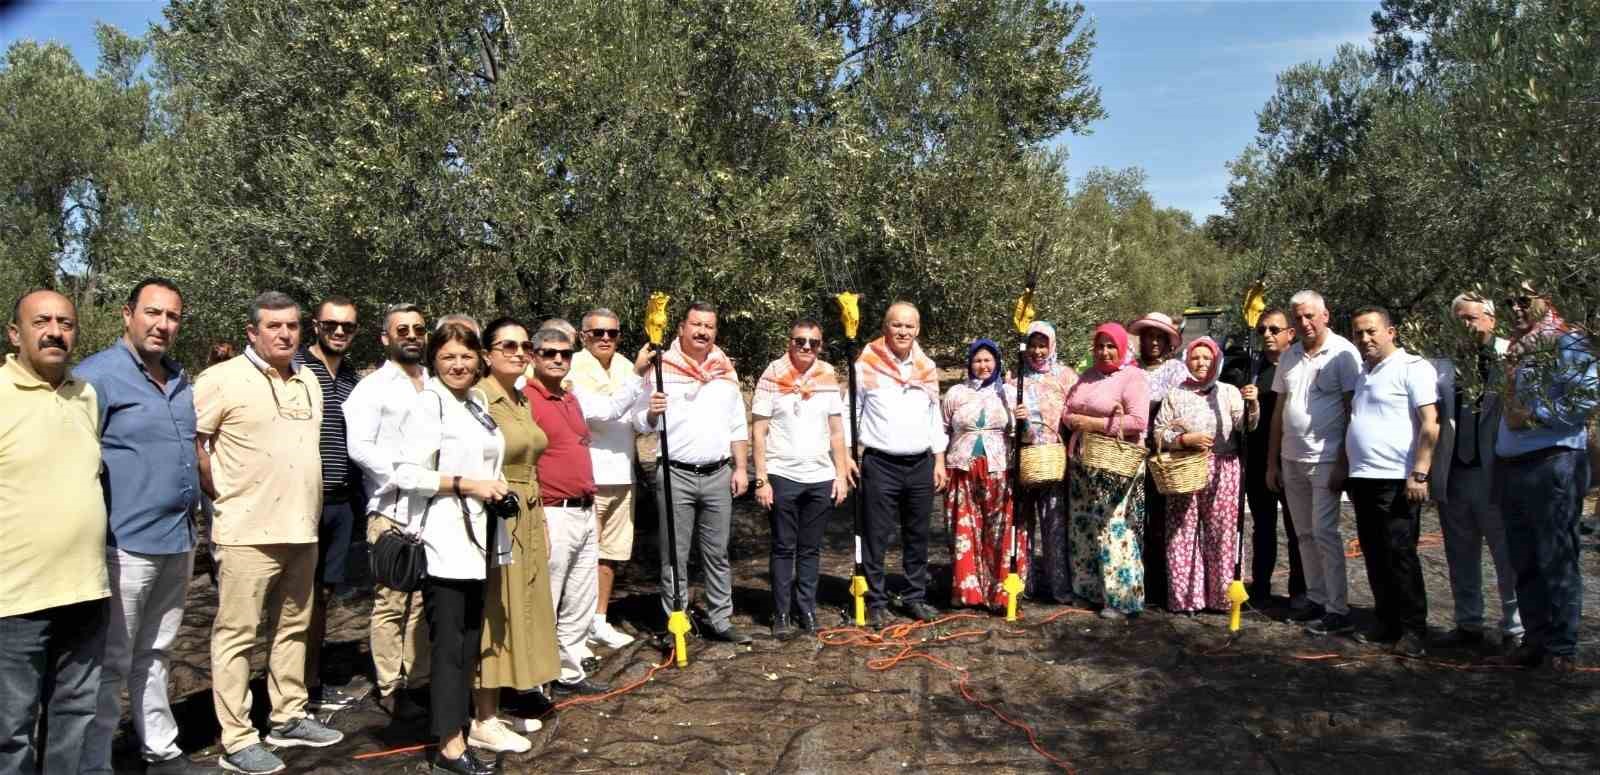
[37,336,67,351]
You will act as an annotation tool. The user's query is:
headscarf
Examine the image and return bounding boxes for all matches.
[1091,322,1130,376]
[965,338,1004,399]
[1508,299,1572,361]
[1181,336,1223,392]
[1024,321,1058,375]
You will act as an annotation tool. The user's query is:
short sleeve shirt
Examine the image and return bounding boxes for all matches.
[1272,331,1362,463]
[752,387,842,484]
[194,350,323,545]
[1347,349,1439,478]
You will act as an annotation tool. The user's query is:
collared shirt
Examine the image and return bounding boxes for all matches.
[569,349,643,485]
[294,347,361,500]
[855,350,948,455]
[194,349,323,545]
[632,371,749,465]
[1271,331,1362,463]
[1347,348,1439,479]
[394,380,508,579]
[0,355,109,617]
[1495,329,1599,458]
[752,373,843,484]
[525,379,597,502]
[76,339,199,554]
[344,360,427,522]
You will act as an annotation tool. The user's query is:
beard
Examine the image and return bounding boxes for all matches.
[391,343,423,364]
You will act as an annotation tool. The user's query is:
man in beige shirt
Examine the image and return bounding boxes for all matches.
[0,289,110,774]
[195,291,342,774]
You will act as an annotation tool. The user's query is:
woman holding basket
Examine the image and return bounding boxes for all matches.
[1153,337,1258,614]
[1010,322,1078,604]
[1063,323,1151,619]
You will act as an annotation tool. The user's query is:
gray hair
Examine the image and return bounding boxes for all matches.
[532,327,572,348]
[383,302,424,328]
[435,313,480,334]
[1288,290,1326,313]
[249,291,301,326]
[540,317,577,340]
[1451,292,1495,318]
[581,308,619,330]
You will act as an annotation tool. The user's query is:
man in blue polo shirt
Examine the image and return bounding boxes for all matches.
[76,278,207,774]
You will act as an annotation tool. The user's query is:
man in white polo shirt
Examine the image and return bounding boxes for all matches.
[751,319,851,640]
[1267,289,1362,637]
[1345,307,1440,657]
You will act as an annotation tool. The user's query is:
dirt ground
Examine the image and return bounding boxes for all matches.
[124,482,1600,774]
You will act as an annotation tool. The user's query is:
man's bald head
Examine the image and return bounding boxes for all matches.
[882,301,922,359]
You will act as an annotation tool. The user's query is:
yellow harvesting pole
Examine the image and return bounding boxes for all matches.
[646,292,691,665]
[1230,279,1268,632]
[1004,280,1037,622]
[836,292,869,627]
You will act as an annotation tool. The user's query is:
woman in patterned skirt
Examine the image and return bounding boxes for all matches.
[1011,322,1078,603]
[942,339,1021,610]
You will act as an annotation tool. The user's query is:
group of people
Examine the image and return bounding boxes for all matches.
[2,280,1594,775]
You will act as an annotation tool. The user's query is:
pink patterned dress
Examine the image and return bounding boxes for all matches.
[1154,382,1253,612]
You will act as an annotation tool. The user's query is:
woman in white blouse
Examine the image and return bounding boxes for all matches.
[394,320,511,775]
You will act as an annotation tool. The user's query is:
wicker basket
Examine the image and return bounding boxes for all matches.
[1078,407,1146,479]
[1019,443,1066,486]
[1149,427,1211,495]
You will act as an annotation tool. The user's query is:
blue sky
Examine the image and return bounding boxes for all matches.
[2,0,1379,221]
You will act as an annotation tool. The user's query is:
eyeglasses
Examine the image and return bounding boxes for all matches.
[392,323,427,338]
[1256,325,1288,336]
[537,348,574,360]
[261,371,314,421]
[585,328,621,340]
[318,320,357,334]
[791,337,823,350]
[489,340,536,356]
[1505,296,1532,310]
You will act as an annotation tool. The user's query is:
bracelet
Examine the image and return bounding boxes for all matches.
[452,475,462,497]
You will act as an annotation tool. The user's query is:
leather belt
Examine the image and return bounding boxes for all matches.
[864,448,930,465]
[667,459,730,475]
[545,496,595,509]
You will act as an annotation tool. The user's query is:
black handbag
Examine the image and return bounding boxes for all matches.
[369,392,447,593]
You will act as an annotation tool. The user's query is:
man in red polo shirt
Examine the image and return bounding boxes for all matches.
[524,326,649,695]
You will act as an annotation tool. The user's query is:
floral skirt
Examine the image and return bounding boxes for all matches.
[946,457,1024,609]
[1166,454,1242,612]
[1068,459,1147,613]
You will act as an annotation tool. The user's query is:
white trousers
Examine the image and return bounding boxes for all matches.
[1281,459,1349,615]
[546,505,598,683]
[84,548,193,771]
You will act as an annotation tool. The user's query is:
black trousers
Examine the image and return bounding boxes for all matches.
[860,450,933,610]
[1246,464,1306,598]
[424,578,485,739]
[1348,478,1428,636]
[769,476,833,619]
[1141,471,1168,608]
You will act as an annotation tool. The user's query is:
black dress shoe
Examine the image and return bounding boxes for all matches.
[1431,628,1484,648]
[1486,643,1543,668]
[551,677,611,696]
[705,624,753,644]
[903,601,940,622]
[795,609,817,633]
[1353,628,1401,646]
[433,749,495,775]
[771,615,795,641]
[1391,631,1428,658]
[1289,604,1326,623]
[865,608,888,629]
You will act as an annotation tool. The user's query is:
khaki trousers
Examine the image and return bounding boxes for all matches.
[210,543,314,754]
[367,514,430,694]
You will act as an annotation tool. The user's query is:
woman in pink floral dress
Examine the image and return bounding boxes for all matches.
[942,339,1020,610]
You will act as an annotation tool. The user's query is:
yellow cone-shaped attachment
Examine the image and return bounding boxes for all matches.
[849,574,869,626]
[1012,288,1037,336]
[644,292,671,347]
[835,292,861,340]
[1227,579,1249,632]
[666,609,691,667]
[1241,280,1267,329]
[1002,571,1024,622]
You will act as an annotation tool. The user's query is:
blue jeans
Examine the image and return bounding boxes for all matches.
[0,598,109,774]
[1497,447,1589,657]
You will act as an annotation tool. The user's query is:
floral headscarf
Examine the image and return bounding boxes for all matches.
[1181,336,1223,392]
[1024,321,1059,375]
[1091,322,1130,375]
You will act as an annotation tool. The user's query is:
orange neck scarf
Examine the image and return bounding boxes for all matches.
[856,336,939,400]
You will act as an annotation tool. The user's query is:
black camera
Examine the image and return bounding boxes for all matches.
[485,491,520,520]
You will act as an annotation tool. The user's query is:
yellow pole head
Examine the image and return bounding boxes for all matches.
[1227,579,1249,632]
[1241,280,1267,329]
[644,292,671,347]
[1002,572,1024,622]
[666,609,691,667]
[1012,288,1037,336]
[849,574,868,626]
[835,292,861,340]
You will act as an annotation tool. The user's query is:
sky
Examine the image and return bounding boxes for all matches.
[1,0,1381,221]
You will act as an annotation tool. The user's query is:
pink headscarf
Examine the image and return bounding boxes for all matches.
[1181,336,1222,392]
[1091,322,1130,375]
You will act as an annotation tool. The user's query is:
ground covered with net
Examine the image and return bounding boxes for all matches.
[131,487,1599,773]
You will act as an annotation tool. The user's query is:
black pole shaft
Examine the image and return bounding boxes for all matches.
[1235,338,1258,580]
[1010,337,1027,573]
[654,355,684,612]
[848,339,864,575]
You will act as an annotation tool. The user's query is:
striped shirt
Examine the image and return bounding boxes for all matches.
[295,348,361,500]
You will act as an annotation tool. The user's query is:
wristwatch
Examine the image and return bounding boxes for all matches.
[754,479,769,490]
[1409,471,1430,483]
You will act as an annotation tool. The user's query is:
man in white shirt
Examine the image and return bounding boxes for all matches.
[342,303,429,714]
[569,308,642,649]
[1267,289,1362,637]
[853,302,948,627]
[1345,307,1440,657]
[751,319,851,640]
[636,302,752,644]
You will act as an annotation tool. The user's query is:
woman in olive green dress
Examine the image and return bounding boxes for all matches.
[471,317,560,753]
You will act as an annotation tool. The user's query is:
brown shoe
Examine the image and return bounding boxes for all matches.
[1485,643,1543,668]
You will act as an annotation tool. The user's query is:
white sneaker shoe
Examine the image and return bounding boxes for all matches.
[588,618,635,649]
[468,717,532,753]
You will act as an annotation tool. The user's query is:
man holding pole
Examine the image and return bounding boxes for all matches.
[636,302,753,645]
[854,302,948,626]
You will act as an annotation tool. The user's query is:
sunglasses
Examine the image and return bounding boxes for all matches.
[464,400,499,433]
[1256,325,1288,335]
[318,320,357,334]
[1504,296,1532,310]
[490,340,536,356]
[791,337,823,350]
[537,348,574,360]
[393,323,427,337]
[585,328,622,340]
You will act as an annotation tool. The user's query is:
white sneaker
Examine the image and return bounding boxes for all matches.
[588,618,635,648]
[505,715,543,734]
[468,717,532,753]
